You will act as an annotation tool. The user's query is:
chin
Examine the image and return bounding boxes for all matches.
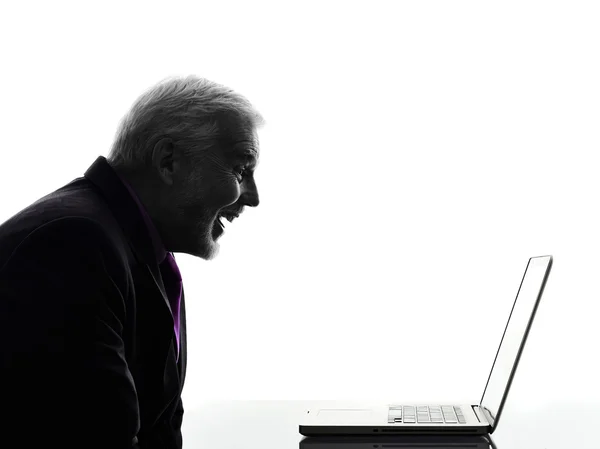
[203,242,220,260]
[191,241,219,260]
[194,230,220,260]
[186,217,224,260]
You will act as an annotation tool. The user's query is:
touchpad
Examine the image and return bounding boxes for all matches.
[316,409,375,423]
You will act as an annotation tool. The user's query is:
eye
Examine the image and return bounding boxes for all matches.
[233,166,246,181]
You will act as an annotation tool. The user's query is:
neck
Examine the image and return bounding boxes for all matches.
[114,166,156,205]
[113,166,170,253]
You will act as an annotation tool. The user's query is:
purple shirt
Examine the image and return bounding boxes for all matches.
[118,174,181,360]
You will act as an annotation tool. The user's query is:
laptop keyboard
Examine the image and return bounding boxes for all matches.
[388,406,467,424]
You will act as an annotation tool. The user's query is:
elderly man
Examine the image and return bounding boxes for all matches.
[0,76,263,449]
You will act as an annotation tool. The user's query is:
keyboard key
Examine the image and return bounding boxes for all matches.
[388,407,402,423]
[396,404,471,425]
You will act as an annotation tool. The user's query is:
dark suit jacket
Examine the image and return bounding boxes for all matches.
[0,156,187,449]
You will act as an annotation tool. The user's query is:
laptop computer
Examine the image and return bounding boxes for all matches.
[299,255,553,436]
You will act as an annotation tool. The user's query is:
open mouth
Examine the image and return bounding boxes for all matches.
[214,211,239,233]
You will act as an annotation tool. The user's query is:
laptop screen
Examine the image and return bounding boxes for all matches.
[479,255,552,430]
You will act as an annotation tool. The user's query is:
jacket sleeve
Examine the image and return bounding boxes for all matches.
[0,217,140,449]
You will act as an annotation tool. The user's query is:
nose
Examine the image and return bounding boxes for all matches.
[241,176,259,207]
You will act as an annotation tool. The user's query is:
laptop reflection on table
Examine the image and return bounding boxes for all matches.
[300,434,497,449]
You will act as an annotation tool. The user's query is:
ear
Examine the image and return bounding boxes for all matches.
[151,137,176,185]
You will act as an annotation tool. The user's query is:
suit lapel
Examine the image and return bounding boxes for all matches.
[132,258,182,426]
[146,261,186,385]
[178,288,187,383]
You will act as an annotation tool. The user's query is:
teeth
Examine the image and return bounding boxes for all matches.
[226,216,233,223]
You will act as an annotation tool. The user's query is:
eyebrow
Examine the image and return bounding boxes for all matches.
[233,150,259,168]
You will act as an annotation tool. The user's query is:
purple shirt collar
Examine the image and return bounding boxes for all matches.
[117,174,168,264]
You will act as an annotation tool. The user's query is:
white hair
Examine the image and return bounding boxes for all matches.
[107,75,265,170]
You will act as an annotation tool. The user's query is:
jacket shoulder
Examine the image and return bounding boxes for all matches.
[0,179,129,271]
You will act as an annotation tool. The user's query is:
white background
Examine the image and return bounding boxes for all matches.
[1,0,599,414]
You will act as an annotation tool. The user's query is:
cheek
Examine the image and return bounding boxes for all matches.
[223,181,241,206]
[209,175,241,208]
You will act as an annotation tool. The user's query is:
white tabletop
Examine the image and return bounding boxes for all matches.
[181,400,600,449]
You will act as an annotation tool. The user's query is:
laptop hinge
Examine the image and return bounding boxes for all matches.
[472,405,492,426]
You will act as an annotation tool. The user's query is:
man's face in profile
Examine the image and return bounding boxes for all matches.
[172,126,260,260]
